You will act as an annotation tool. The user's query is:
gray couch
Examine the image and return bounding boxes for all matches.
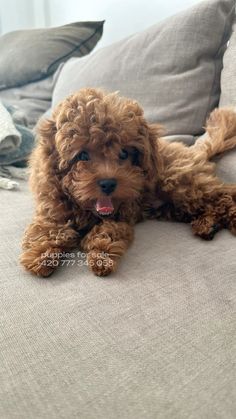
[0,1,236,418]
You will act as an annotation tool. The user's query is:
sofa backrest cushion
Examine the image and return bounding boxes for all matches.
[219,17,236,108]
[51,0,235,136]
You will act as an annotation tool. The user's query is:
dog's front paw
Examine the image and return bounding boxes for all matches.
[20,247,61,277]
[87,250,117,277]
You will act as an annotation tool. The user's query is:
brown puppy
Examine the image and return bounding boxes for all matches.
[20,88,236,277]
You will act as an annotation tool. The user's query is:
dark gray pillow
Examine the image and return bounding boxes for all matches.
[52,0,235,136]
[0,21,104,89]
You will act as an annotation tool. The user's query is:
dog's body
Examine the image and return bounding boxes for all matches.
[20,88,236,277]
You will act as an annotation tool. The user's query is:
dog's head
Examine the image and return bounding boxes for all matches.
[38,88,161,219]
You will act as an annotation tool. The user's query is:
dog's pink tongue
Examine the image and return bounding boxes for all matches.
[96,197,114,214]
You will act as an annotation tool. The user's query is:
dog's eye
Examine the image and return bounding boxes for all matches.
[76,151,90,161]
[69,150,90,167]
[119,149,129,160]
[131,148,140,166]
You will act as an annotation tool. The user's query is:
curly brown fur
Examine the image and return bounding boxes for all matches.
[20,89,236,277]
[153,108,236,239]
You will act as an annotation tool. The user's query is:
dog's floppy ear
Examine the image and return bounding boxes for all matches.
[37,117,57,145]
[35,116,59,174]
[144,123,163,182]
[29,117,67,217]
[35,99,64,152]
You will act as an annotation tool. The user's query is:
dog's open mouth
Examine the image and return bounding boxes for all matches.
[95,197,114,216]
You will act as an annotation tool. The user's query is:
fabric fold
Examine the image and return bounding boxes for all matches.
[0,101,21,154]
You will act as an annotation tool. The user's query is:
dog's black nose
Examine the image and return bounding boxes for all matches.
[98,178,117,195]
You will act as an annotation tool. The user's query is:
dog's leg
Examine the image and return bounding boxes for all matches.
[193,108,236,159]
[20,218,79,277]
[81,221,134,276]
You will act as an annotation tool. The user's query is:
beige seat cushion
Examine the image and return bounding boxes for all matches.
[0,180,235,419]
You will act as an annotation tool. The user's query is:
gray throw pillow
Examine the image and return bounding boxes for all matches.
[52,0,235,136]
[0,21,104,89]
